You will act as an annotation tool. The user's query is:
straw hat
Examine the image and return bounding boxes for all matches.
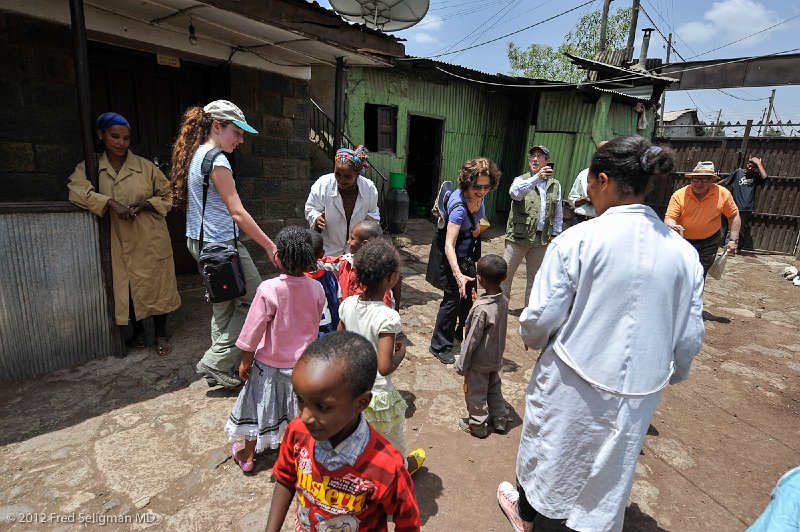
[686,161,717,177]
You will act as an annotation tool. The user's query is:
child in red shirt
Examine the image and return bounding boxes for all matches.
[321,218,395,308]
[266,332,420,532]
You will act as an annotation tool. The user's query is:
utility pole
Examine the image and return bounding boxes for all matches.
[599,0,613,52]
[764,88,776,134]
[758,107,767,136]
[714,108,723,136]
[658,33,672,137]
[626,0,641,63]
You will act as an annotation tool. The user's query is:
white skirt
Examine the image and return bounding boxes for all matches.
[224,361,296,452]
[516,349,662,532]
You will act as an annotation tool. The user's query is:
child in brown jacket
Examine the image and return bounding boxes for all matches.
[455,254,509,438]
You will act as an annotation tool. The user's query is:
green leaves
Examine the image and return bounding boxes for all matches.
[508,7,632,82]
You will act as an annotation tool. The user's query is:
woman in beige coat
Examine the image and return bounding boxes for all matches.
[68,112,180,355]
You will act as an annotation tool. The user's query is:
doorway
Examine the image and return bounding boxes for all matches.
[406,115,444,217]
[88,42,225,274]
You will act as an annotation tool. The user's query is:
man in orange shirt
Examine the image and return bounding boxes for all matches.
[664,161,740,278]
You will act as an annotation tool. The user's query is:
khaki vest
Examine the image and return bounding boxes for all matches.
[505,173,560,245]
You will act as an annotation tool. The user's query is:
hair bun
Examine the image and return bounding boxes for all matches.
[639,145,675,175]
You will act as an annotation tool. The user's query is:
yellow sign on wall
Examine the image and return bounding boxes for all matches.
[156,54,181,68]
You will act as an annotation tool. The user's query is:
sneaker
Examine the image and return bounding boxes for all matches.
[497,481,527,532]
[195,361,242,389]
[429,346,455,365]
[434,181,454,229]
[493,416,508,433]
[458,417,489,438]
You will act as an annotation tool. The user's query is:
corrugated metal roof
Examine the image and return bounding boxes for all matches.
[663,109,698,122]
[565,52,678,84]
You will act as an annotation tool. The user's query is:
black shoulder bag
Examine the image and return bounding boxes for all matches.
[425,201,481,290]
[197,148,247,303]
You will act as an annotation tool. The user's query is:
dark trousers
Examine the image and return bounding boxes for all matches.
[430,262,476,353]
[687,232,721,278]
[739,210,754,250]
[129,289,168,337]
[516,480,572,530]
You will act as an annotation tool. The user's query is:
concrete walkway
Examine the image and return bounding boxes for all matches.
[1,219,798,531]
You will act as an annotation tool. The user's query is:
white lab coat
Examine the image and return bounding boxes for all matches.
[516,204,705,531]
[304,173,380,256]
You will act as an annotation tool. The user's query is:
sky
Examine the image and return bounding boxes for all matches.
[313,0,800,135]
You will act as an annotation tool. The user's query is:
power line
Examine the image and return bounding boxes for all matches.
[686,13,800,60]
[439,0,519,58]
[716,89,769,102]
[424,0,596,58]
[451,0,525,60]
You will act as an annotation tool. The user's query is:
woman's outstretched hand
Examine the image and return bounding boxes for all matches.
[456,272,475,299]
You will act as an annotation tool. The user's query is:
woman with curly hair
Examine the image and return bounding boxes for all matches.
[170,100,277,388]
[429,158,501,364]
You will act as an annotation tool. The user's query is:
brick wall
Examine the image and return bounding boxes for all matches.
[0,13,82,202]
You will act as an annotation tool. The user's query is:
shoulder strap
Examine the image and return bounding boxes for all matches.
[199,147,228,250]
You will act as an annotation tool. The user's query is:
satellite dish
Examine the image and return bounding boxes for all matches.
[329,0,430,32]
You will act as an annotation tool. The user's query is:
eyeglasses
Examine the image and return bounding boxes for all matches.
[690,176,713,183]
[472,184,492,191]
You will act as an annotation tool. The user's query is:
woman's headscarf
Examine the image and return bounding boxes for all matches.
[96,112,131,132]
[334,145,370,176]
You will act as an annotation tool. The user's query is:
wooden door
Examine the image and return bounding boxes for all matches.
[88,42,226,274]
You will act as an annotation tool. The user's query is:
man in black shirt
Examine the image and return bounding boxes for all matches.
[723,157,767,251]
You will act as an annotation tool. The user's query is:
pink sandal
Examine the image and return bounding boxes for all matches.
[231,442,254,473]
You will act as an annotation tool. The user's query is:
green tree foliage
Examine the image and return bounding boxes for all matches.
[508,7,632,82]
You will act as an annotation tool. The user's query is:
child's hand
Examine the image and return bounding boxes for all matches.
[239,360,252,382]
[392,340,406,369]
[471,287,478,302]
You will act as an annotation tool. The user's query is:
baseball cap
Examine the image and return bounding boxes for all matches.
[528,145,550,157]
[203,100,258,134]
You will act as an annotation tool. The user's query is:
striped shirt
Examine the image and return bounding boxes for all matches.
[185,144,237,243]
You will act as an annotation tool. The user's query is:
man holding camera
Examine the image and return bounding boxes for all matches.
[502,145,563,307]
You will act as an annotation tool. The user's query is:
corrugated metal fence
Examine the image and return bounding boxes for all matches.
[647,136,800,255]
[0,207,119,379]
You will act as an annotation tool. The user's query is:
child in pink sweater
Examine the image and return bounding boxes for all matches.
[225,226,325,473]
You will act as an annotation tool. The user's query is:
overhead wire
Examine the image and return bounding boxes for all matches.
[686,12,800,60]
[424,0,596,58]
[439,0,519,58]
[451,0,525,60]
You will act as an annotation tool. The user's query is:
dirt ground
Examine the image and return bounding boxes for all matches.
[1,219,799,531]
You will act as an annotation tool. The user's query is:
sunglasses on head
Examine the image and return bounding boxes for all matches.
[472,183,491,191]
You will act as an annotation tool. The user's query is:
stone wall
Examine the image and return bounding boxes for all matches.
[0,13,82,202]
[229,65,315,270]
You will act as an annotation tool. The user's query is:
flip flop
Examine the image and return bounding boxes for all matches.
[231,442,254,473]
[125,334,146,349]
[406,448,426,476]
[155,336,172,356]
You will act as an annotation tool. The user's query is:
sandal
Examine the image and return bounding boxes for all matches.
[231,442,254,473]
[155,336,172,356]
[125,333,146,349]
[406,448,426,475]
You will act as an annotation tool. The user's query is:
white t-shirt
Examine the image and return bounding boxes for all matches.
[339,295,401,392]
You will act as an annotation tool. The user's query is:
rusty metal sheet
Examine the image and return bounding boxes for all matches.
[0,211,118,380]
[663,53,800,90]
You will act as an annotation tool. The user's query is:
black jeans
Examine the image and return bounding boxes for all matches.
[517,480,572,530]
[687,232,721,278]
[430,261,476,353]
